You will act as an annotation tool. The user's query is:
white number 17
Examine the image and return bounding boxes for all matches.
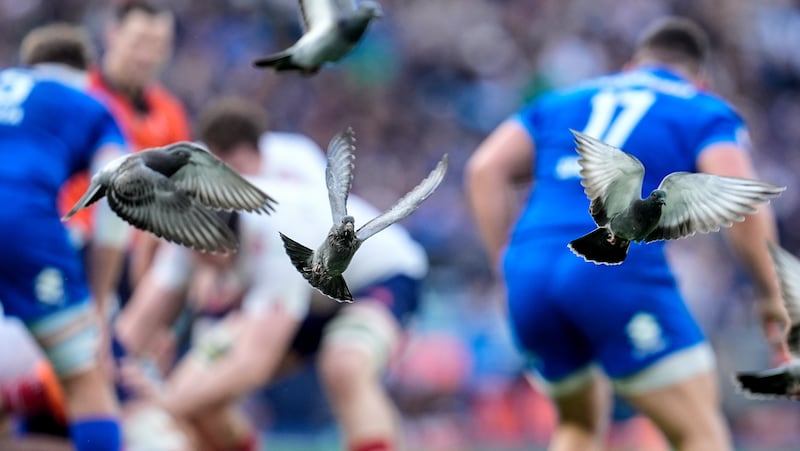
[582,89,655,148]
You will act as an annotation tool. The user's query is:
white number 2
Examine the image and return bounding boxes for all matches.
[583,89,655,148]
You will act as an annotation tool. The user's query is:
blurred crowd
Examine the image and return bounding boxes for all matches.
[2,0,800,449]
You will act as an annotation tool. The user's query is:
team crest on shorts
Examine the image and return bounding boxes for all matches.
[34,267,65,306]
[626,312,666,358]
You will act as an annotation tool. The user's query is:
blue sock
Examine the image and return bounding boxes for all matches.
[70,417,122,451]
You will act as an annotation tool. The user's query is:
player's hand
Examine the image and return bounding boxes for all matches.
[757,295,791,364]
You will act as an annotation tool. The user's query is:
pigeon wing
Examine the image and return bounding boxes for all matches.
[332,0,358,13]
[167,143,277,214]
[106,165,238,253]
[571,130,645,226]
[768,243,800,358]
[645,173,784,242]
[356,153,448,241]
[300,0,339,31]
[325,127,356,224]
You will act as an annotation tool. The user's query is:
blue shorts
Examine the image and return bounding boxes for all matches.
[0,220,98,375]
[504,239,706,389]
[0,221,90,323]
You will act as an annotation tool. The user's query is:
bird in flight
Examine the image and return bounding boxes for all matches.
[279,126,448,302]
[568,130,785,265]
[252,0,383,75]
[62,141,277,253]
[735,242,800,400]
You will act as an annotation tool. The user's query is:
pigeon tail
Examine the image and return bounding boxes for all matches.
[315,274,353,303]
[61,182,105,221]
[279,232,314,273]
[252,51,312,73]
[735,370,796,398]
[568,228,629,265]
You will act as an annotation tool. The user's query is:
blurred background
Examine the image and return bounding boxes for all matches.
[3,0,800,449]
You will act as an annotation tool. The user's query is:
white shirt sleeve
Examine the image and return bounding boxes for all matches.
[239,214,312,321]
[150,243,194,291]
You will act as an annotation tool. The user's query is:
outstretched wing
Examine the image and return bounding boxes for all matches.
[325,127,356,224]
[768,242,800,358]
[107,165,238,254]
[165,142,277,214]
[571,130,645,226]
[299,0,340,31]
[645,173,784,242]
[356,154,448,241]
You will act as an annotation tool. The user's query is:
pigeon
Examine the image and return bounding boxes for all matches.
[252,0,383,74]
[735,242,800,399]
[62,141,277,253]
[279,126,448,302]
[568,130,785,265]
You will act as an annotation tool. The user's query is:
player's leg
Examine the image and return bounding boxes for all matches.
[27,302,122,451]
[504,243,611,451]
[317,276,416,451]
[161,314,261,451]
[535,372,611,451]
[569,250,732,451]
[617,352,730,451]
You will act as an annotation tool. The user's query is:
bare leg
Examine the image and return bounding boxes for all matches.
[318,303,400,450]
[547,374,611,451]
[624,370,731,451]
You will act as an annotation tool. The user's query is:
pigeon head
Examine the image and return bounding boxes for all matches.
[650,190,667,205]
[339,216,356,239]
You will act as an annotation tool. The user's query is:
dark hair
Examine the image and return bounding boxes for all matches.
[114,0,171,21]
[197,97,269,157]
[20,23,95,70]
[634,17,710,74]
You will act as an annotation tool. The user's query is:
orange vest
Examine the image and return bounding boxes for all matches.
[59,68,190,237]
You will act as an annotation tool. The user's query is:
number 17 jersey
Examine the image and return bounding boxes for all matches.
[510,66,747,251]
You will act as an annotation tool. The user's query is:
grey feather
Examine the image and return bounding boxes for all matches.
[569,129,785,265]
[253,0,382,74]
[279,126,447,302]
[61,141,276,253]
[356,154,449,241]
[325,127,356,225]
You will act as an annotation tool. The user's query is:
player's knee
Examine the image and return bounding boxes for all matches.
[29,303,101,378]
[319,345,373,398]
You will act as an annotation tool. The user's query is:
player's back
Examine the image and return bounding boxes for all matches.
[0,67,117,220]
[241,174,428,293]
[511,67,744,247]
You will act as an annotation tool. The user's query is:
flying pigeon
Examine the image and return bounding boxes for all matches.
[279,126,448,302]
[735,242,800,399]
[62,141,277,253]
[252,0,383,74]
[568,130,785,265]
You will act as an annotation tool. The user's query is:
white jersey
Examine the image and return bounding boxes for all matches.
[151,177,320,320]
[259,131,328,189]
[151,175,427,320]
[258,131,429,288]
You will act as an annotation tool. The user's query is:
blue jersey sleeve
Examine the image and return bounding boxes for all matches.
[693,98,748,160]
[74,96,127,173]
[513,100,541,142]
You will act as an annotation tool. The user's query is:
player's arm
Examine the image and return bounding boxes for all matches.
[466,119,534,268]
[115,243,192,357]
[86,115,131,322]
[160,303,300,417]
[159,224,310,417]
[697,141,790,359]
